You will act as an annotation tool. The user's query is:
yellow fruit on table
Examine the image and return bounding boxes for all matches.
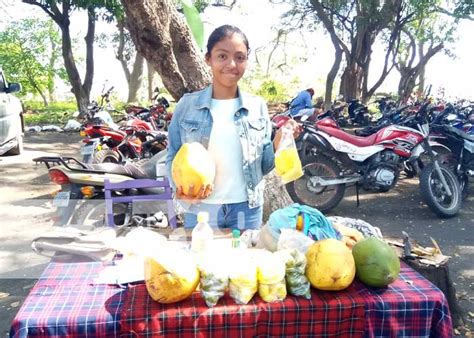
[171,142,216,197]
[144,252,200,304]
[305,239,356,291]
[296,214,304,231]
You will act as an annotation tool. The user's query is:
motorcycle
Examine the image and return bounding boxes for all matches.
[125,87,172,131]
[347,99,370,126]
[33,151,169,227]
[285,103,461,217]
[81,115,168,164]
[425,107,474,203]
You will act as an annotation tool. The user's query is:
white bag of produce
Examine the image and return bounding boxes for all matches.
[257,251,287,303]
[228,252,258,304]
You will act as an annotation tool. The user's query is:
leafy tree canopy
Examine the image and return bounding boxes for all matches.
[0,18,66,98]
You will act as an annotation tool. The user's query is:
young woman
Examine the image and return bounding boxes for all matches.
[166,25,298,230]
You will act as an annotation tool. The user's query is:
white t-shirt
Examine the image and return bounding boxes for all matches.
[205,98,247,204]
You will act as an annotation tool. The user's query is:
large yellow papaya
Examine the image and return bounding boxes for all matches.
[305,239,356,291]
[144,251,200,304]
[171,142,216,197]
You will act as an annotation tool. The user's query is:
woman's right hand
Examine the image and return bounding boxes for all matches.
[175,184,213,204]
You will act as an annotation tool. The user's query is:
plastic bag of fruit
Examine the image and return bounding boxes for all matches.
[198,258,228,307]
[277,249,311,299]
[256,251,287,303]
[228,253,258,304]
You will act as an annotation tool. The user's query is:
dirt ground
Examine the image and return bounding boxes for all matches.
[0,131,473,336]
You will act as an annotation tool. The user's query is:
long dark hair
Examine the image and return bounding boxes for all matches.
[206,25,250,58]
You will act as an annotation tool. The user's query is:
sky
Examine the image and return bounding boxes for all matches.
[1,0,473,101]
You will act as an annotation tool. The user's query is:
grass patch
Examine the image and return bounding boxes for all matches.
[23,101,78,126]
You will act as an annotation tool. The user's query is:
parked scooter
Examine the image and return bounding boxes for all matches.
[33,151,169,227]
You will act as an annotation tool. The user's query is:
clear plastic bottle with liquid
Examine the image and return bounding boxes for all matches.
[191,211,214,254]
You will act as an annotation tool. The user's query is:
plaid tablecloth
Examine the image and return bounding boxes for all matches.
[121,285,366,337]
[10,261,452,338]
[9,261,126,338]
[359,265,453,338]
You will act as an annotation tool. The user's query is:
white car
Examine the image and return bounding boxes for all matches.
[0,68,24,155]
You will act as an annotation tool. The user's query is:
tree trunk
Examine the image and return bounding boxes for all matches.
[147,60,155,101]
[398,42,444,102]
[116,20,131,83]
[262,171,294,224]
[23,1,95,115]
[47,28,57,103]
[127,53,145,103]
[324,46,342,110]
[59,10,94,115]
[340,63,362,100]
[417,42,426,95]
[121,0,211,101]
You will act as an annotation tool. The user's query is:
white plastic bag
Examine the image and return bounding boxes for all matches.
[277,228,315,254]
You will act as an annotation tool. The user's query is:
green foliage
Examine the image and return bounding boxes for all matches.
[256,79,289,103]
[0,18,65,100]
[23,101,77,125]
[180,0,205,50]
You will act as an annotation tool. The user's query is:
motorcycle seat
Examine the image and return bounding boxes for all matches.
[318,125,378,147]
[80,162,151,179]
[445,125,474,142]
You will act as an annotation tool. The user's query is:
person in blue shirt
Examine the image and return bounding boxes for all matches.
[166,25,299,230]
[289,88,317,118]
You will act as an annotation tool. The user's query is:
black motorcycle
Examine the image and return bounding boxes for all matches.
[428,107,474,201]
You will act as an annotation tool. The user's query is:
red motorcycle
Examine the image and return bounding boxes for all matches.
[125,88,172,131]
[285,102,461,216]
[81,123,167,163]
[81,103,167,163]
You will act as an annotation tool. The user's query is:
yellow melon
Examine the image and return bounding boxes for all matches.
[171,142,215,197]
[144,251,200,304]
[305,239,356,291]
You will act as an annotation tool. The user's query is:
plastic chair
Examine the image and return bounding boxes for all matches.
[104,178,177,228]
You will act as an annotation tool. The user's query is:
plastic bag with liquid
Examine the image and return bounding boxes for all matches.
[274,126,304,184]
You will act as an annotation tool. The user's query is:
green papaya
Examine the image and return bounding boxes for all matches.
[352,237,400,287]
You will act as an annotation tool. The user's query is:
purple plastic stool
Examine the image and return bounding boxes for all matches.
[104,178,177,228]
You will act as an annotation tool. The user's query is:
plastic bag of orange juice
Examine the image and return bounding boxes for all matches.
[275,126,304,184]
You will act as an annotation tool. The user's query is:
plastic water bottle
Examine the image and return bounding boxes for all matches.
[232,229,241,249]
[191,211,213,254]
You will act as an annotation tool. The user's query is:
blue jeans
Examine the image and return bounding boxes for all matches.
[183,202,262,230]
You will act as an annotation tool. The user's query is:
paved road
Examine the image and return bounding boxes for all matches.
[0,132,472,336]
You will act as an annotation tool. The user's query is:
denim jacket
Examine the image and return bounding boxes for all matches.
[166,85,275,208]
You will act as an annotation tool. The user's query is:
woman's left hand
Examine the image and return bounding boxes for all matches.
[273,119,302,150]
[283,119,302,139]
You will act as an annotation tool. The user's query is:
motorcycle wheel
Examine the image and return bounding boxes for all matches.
[286,155,345,213]
[438,153,469,200]
[93,149,120,163]
[70,198,128,228]
[419,163,461,218]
